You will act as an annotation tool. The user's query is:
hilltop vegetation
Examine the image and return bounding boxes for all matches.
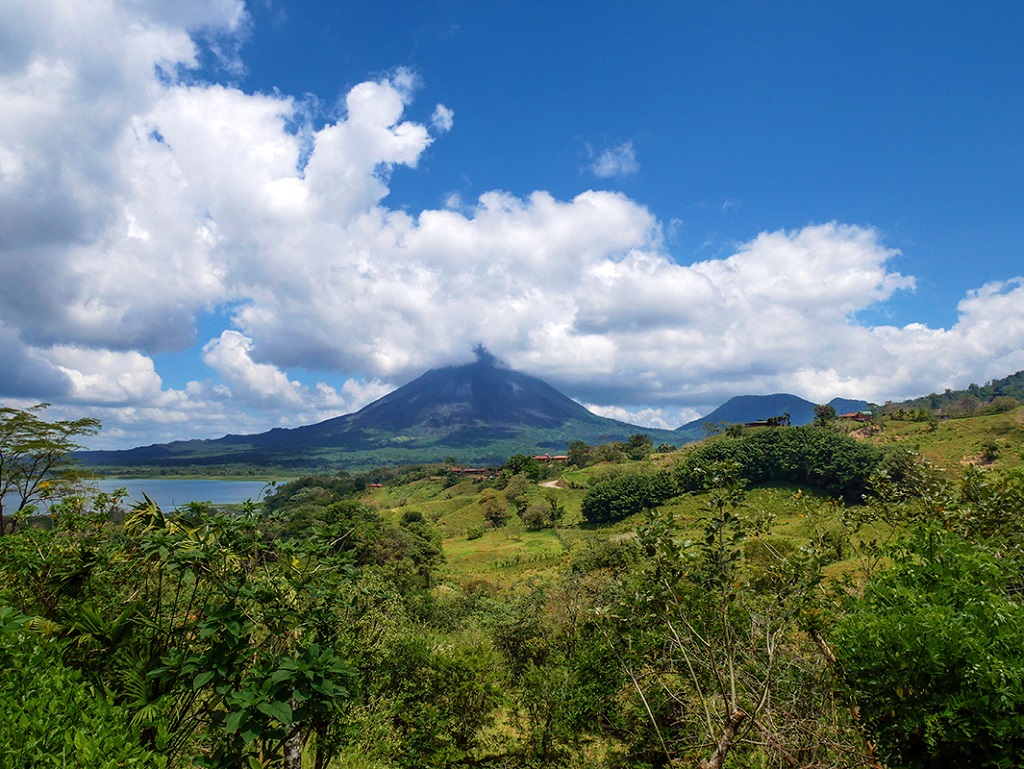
[882,368,1024,419]
[2,405,1024,767]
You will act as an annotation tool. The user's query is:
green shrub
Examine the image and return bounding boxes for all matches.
[0,608,166,768]
[675,426,889,502]
[832,528,1024,768]
[581,470,677,524]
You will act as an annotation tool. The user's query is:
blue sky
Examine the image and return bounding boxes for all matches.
[1,1,1023,448]
[236,0,1023,324]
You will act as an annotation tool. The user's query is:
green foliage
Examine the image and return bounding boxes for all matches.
[479,487,509,528]
[623,433,654,461]
[953,466,1024,542]
[591,442,625,464]
[813,402,837,426]
[0,496,365,768]
[503,472,533,515]
[595,469,858,768]
[0,607,167,768]
[980,438,1001,462]
[503,453,542,482]
[833,526,1024,769]
[9,402,1024,769]
[521,493,565,531]
[982,394,1020,414]
[343,598,505,768]
[262,473,365,512]
[0,403,101,534]
[888,369,1024,418]
[675,425,891,502]
[565,439,592,467]
[581,470,676,525]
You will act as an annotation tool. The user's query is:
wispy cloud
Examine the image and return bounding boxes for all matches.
[431,103,454,133]
[587,141,640,178]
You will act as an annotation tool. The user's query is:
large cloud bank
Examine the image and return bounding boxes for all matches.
[2,0,1023,447]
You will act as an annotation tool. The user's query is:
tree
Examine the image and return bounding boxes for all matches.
[0,404,100,534]
[565,439,592,468]
[503,473,532,516]
[813,403,837,427]
[521,493,565,531]
[591,442,625,464]
[624,433,654,461]
[503,454,542,482]
[479,488,508,528]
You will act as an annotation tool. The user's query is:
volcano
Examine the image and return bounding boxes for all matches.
[79,351,683,471]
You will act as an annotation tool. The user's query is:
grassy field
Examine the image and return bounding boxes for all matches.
[350,408,1024,593]
[862,408,1024,471]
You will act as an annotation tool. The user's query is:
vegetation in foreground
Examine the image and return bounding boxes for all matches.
[2,402,1024,768]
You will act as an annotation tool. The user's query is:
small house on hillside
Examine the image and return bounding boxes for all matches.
[744,413,791,428]
[838,412,872,423]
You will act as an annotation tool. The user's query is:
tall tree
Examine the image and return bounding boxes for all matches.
[0,404,100,534]
[624,433,654,460]
[813,403,837,427]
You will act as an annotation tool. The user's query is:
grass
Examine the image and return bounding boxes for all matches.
[864,407,1024,472]
[353,409,1024,592]
[443,526,568,586]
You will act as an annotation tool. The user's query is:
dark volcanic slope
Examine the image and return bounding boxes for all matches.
[340,356,599,431]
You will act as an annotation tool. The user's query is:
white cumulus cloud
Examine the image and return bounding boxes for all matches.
[431,103,454,133]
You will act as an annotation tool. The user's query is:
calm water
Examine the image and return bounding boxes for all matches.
[93,478,272,509]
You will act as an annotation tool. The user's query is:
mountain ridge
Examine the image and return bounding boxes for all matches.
[674,393,871,441]
[77,354,906,472]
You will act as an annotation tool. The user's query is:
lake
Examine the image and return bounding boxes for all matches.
[92,478,272,509]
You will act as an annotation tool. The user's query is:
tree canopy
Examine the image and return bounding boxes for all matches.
[0,404,100,533]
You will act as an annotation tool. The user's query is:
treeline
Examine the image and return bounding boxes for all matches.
[580,426,903,527]
[883,368,1024,419]
[674,425,900,503]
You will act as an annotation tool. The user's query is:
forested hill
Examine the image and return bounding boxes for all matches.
[884,369,1024,417]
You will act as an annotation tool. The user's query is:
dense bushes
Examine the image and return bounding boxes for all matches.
[0,608,167,768]
[262,473,366,512]
[833,527,1024,768]
[581,470,677,524]
[674,425,891,502]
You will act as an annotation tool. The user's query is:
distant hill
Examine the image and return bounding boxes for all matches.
[883,369,1024,417]
[674,393,870,442]
[79,352,683,472]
